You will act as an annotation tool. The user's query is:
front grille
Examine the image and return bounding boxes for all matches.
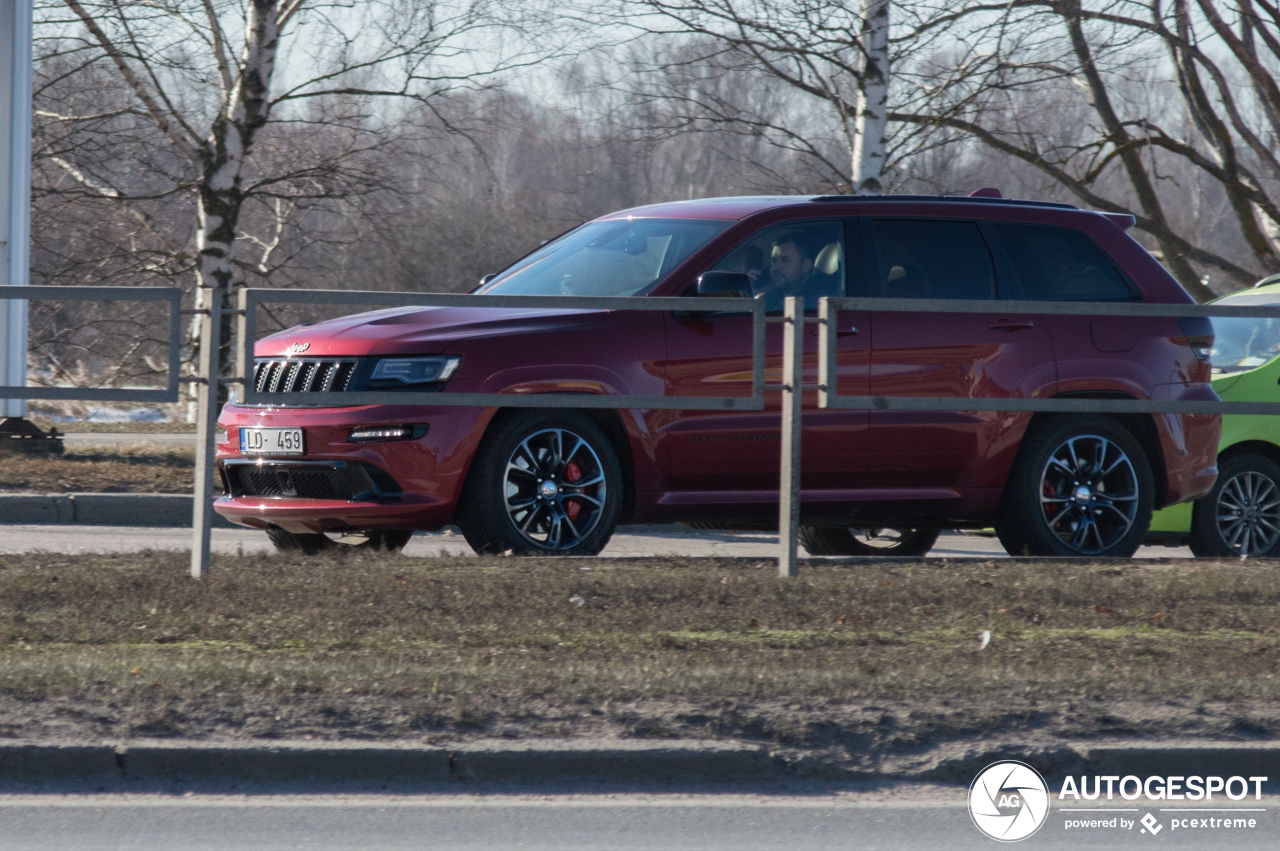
[289,468,354,500]
[238,466,284,497]
[253,358,357,394]
[224,461,402,501]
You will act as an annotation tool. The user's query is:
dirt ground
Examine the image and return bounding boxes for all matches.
[0,444,194,493]
[0,551,1276,765]
[29,419,197,434]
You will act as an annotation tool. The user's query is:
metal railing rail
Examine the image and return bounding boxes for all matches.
[235,289,768,410]
[8,285,1280,581]
[0,286,182,402]
[813,297,1280,414]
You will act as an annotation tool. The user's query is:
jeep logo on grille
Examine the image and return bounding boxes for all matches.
[286,342,310,355]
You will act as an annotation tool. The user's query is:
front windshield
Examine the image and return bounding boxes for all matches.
[1210,293,1280,374]
[479,218,730,297]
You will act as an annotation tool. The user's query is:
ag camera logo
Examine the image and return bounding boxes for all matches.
[969,761,1051,842]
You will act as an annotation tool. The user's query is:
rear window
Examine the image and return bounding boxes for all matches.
[994,223,1134,301]
[868,220,996,300]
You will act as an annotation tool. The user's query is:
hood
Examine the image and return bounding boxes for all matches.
[254,306,606,357]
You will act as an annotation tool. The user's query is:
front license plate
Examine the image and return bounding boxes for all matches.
[240,427,304,455]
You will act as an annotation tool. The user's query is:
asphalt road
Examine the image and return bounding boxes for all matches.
[0,792,1271,850]
[0,524,1196,558]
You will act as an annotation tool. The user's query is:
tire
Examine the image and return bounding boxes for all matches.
[456,410,623,556]
[799,526,939,556]
[266,527,413,554]
[995,416,1153,557]
[1188,452,1280,558]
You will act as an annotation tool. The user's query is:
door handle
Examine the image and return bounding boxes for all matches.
[989,318,1035,332]
[808,325,858,337]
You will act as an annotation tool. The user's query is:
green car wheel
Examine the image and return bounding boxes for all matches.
[1189,452,1280,558]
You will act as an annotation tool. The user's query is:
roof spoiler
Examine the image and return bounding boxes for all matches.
[1101,212,1136,230]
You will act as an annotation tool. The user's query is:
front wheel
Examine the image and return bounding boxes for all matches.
[995,416,1153,557]
[1188,453,1280,558]
[799,526,939,556]
[456,410,623,556]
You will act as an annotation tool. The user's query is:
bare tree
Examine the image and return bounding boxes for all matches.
[613,0,923,193]
[32,0,547,405]
[883,0,1280,299]
[601,0,1280,300]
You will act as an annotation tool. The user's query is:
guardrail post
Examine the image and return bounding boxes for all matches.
[779,296,803,578]
[817,297,835,409]
[190,286,224,579]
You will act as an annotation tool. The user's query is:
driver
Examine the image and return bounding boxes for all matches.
[755,230,817,303]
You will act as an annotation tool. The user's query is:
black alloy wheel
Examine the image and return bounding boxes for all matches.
[799,526,939,556]
[457,410,622,556]
[1189,452,1280,557]
[995,416,1153,557]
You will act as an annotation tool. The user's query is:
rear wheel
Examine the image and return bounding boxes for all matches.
[1189,453,1280,558]
[995,416,1153,557]
[266,527,413,555]
[799,526,939,556]
[457,410,623,556]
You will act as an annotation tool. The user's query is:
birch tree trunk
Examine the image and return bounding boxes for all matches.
[198,0,279,296]
[852,0,889,194]
[187,0,279,417]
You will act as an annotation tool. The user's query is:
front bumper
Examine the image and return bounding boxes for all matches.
[213,401,491,534]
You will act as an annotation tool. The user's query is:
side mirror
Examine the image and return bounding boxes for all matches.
[696,271,752,298]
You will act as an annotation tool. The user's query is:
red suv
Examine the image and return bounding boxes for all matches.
[214,194,1221,558]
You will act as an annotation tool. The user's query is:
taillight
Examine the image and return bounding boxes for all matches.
[1177,317,1214,361]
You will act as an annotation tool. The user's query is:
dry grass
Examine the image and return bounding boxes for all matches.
[28,418,196,434]
[0,446,194,493]
[1,552,1279,749]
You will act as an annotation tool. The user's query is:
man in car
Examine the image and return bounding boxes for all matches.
[754,230,818,305]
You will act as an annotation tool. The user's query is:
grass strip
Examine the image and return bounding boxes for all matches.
[0,551,1277,747]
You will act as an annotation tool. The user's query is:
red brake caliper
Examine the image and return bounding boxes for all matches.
[564,461,583,521]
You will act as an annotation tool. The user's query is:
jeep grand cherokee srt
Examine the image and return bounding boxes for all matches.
[214,193,1221,558]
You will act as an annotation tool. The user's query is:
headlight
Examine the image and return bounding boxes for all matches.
[370,356,461,385]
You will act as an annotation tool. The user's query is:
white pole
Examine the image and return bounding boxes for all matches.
[0,0,31,417]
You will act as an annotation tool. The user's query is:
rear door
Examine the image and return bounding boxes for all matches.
[862,218,1057,490]
[987,222,1148,394]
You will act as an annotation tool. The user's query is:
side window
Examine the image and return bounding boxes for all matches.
[993,223,1135,301]
[710,220,845,311]
[868,219,996,300]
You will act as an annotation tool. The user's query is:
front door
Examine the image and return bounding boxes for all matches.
[862,218,1057,491]
[655,219,869,512]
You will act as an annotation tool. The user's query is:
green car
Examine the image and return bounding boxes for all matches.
[1148,278,1280,556]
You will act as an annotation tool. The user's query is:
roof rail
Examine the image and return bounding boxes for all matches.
[811,194,1078,210]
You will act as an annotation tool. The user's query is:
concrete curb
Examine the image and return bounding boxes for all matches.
[0,493,233,528]
[898,741,1280,782]
[1,740,1277,786]
[450,740,774,782]
[123,741,450,783]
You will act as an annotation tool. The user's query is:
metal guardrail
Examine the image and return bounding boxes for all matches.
[234,289,768,409]
[6,284,1280,580]
[0,286,182,402]
[813,297,1280,415]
